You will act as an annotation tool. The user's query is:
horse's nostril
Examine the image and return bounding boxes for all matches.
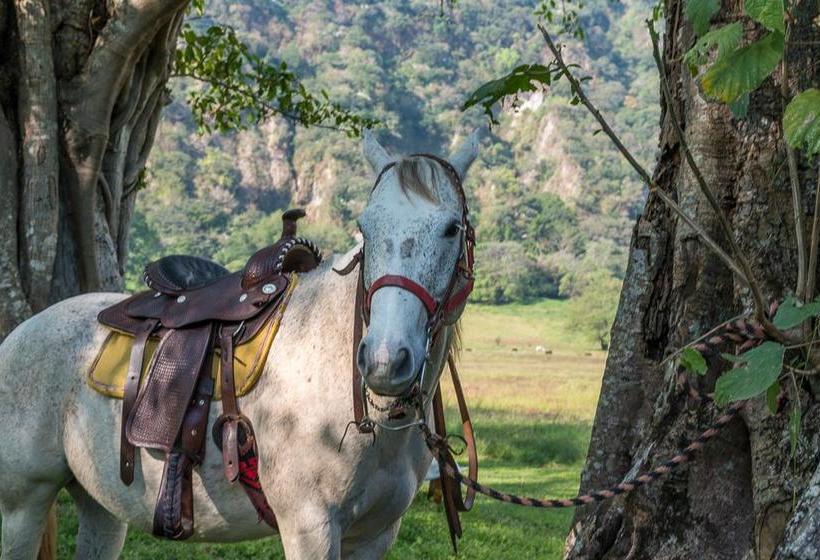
[357,342,368,375]
[393,347,413,379]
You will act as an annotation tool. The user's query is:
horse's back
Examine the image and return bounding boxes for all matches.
[0,293,127,496]
[0,292,126,389]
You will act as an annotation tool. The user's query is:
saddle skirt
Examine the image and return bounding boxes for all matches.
[87,276,298,401]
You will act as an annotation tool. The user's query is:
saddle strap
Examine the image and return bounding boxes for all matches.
[219,330,241,482]
[120,319,157,485]
[217,329,279,530]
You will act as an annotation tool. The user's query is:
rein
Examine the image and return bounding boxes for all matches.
[423,314,770,512]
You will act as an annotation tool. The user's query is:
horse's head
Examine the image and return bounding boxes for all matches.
[356,129,479,397]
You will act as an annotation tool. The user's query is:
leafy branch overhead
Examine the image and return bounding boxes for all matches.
[462,64,560,124]
[174,23,378,136]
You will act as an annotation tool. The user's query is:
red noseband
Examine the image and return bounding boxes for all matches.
[365,275,438,317]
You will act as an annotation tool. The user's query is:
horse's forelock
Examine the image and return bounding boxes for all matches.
[395,157,445,204]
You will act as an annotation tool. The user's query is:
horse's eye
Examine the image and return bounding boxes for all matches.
[444,221,461,238]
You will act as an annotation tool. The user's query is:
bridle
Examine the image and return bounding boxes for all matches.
[360,153,475,333]
[334,152,480,550]
[334,153,476,433]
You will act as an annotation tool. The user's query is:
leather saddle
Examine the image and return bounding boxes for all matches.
[97,209,321,539]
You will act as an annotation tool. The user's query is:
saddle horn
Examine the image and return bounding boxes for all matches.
[281,208,306,238]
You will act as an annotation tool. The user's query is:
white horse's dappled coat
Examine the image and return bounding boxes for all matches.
[0,130,479,559]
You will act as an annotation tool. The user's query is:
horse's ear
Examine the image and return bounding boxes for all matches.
[449,128,481,179]
[362,129,394,173]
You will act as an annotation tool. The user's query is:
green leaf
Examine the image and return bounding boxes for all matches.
[766,381,780,414]
[789,403,802,458]
[685,0,720,36]
[730,93,749,118]
[721,352,743,363]
[745,0,785,33]
[683,22,743,73]
[173,23,377,136]
[463,64,555,123]
[680,347,708,375]
[714,341,785,405]
[773,295,820,329]
[701,31,784,103]
[784,88,820,155]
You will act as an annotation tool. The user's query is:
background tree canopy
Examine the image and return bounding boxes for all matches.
[129,0,658,320]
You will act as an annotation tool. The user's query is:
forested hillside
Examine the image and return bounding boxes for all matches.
[130,0,658,319]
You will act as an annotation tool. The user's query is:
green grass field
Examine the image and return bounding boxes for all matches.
[41,300,606,559]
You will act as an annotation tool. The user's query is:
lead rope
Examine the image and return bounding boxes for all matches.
[424,310,772,509]
[424,402,743,508]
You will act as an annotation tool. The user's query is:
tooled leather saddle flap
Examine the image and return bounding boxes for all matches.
[125,323,213,452]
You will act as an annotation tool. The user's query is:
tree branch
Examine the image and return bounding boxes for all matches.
[537,24,783,340]
[536,25,747,277]
[781,31,808,299]
[172,73,358,134]
[807,157,820,301]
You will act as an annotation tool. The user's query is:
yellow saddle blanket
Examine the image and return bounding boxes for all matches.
[88,276,298,400]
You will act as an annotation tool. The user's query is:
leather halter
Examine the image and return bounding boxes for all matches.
[362,153,476,332]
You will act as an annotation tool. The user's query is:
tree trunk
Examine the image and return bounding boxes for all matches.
[1,1,190,555]
[565,1,819,559]
[0,0,189,341]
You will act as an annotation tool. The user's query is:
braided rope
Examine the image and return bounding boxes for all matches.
[427,309,776,509]
[428,401,743,508]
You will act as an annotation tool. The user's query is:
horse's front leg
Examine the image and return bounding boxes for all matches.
[278,507,342,560]
[341,520,401,560]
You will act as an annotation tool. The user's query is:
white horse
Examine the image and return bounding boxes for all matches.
[0,129,480,559]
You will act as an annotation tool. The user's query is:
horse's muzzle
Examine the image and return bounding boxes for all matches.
[357,339,418,397]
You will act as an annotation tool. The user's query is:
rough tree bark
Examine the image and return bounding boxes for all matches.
[1,1,191,555]
[0,0,189,341]
[565,1,819,559]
